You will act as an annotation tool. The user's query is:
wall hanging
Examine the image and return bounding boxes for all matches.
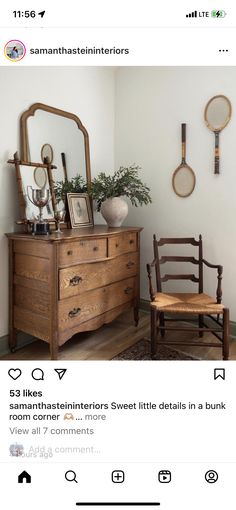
[204,94,231,174]
[172,123,196,198]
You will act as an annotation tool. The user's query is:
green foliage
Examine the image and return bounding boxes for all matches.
[54,175,87,203]
[89,165,152,211]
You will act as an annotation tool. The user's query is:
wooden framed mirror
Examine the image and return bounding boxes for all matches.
[20,103,91,185]
[204,95,232,174]
[8,152,57,224]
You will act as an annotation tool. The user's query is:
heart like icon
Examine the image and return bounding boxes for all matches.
[8,368,22,380]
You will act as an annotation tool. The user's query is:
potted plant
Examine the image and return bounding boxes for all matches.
[89,165,152,227]
[54,175,87,204]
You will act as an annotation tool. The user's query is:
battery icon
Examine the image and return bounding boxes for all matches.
[211,10,226,17]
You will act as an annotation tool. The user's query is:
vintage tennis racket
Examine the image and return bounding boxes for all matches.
[204,94,231,174]
[172,123,196,198]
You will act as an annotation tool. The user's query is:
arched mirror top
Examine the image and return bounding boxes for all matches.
[20,102,91,185]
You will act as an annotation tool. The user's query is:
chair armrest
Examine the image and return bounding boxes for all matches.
[202,259,223,272]
[202,259,223,304]
[146,260,156,301]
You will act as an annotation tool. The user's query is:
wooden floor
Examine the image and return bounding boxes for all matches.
[1,310,235,361]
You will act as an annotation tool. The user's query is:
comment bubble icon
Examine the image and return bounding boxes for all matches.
[31,368,44,381]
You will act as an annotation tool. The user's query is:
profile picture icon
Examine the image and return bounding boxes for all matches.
[9,442,24,456]
[4,40,26,62]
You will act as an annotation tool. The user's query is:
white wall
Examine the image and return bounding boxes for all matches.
[115,67,236,320]
[0,67,115,336]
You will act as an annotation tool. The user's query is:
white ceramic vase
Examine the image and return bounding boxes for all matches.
[100,197,129,227]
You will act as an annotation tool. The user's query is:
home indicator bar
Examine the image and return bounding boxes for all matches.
[76,504,161,507]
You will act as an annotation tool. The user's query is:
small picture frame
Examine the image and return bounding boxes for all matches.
[67,193,93,228]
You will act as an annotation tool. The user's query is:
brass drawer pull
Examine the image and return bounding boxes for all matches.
[129,239,134,245]
[69,275,82,286]
[68,307,81,318]
[67,250,73,256]
[126,261,135,269]
[124,286,133,294]
[93,246,99,252]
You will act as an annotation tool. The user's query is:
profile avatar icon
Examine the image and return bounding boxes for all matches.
[205,470,218,483]
[9,443,24,456]
[4,40,26,62]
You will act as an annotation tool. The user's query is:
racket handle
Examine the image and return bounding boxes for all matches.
[181,123,186,161]
[214,132,220,174]
[61,152,68,181]
[61,152,66,166]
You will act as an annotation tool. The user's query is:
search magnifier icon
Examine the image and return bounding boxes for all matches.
[65,470,78,483]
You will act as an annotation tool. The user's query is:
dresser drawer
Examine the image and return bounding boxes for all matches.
[59,252,139,299]
[58,277,136,331]
[108,232,137,257]
[59,238,107,266]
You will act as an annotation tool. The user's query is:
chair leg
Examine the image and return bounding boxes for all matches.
[151,307,159,357]
[198,314,204,337]
[160,312,165,337]
[223,308,229,361]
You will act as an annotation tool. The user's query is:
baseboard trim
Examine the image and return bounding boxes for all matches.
[0,332,36,358]
[139,299,236,339]
[140,299,150,313]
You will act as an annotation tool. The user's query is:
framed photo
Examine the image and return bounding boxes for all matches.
[67,193,93,228]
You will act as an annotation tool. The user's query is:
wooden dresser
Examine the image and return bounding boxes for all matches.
[7,226,142,359]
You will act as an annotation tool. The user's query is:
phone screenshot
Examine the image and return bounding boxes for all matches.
[0,1,235,509]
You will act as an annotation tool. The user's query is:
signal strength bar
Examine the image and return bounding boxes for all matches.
[186,10,198,18]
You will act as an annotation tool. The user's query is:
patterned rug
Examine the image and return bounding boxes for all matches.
[112,339,198,360]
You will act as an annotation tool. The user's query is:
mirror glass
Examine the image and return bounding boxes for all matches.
[20,165,54,221]
[205,95,231,131]
[27,110,87,182]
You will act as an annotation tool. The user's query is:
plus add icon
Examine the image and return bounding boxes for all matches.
[111,470,125,483]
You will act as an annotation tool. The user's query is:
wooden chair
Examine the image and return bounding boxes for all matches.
[146,235,229,360]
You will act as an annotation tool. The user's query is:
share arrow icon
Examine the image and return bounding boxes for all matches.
[54,369,67,380]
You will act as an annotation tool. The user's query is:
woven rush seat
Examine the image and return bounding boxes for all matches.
[151,292,224,315]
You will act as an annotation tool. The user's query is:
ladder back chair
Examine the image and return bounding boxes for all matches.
[146,235,229,360]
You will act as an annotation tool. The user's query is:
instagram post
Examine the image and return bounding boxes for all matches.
[0,3,236,510]
[0,66,235,362]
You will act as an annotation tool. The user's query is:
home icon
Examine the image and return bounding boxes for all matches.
[18,471,31,483]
